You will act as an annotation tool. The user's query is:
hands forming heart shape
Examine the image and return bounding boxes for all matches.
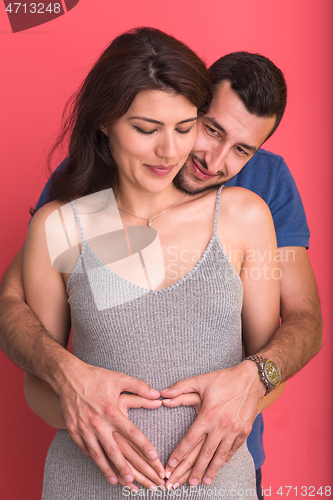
[58,363,273,493]
[115,392,203,492]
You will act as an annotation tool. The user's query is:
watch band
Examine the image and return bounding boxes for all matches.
[244,355,281,396]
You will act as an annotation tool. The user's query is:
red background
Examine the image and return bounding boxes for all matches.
[0,1,332,498]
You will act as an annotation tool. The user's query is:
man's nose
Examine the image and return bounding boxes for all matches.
[205,145,229,174]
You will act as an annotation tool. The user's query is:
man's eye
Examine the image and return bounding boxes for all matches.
[133,126,156,135]
[205,125,219,136]
[234,146,248,155]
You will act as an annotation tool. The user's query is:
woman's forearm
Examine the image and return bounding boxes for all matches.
[24,372,66,429]
[260,381,286,413]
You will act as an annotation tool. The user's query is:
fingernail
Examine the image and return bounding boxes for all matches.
[148,450,158,460]
[107,476,117,485]
[124,475,133,483]
[190,478,199,486]
[151,388,160,397]
[174,483,180,489]
[167,483,174,490]
[169,458,178,467]
[149,485,157,492]
[159,472,165,479]
[223,461,227,466]
[163,399,172,402]
[166,471,171,479]
[203,477,212,485]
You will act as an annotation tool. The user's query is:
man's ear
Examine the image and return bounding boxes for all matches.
[100,125,109,137]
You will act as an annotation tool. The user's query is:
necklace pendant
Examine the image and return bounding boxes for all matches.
[147,219,152,227]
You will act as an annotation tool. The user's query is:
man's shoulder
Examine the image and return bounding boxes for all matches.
[230,148,310,248]
[244,148,286,172]
[33,157,69,213]
[227,148,291,195]
[252,148,284,160]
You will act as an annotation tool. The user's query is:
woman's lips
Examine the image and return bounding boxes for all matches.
[190,158,219,180]
[145,164,175,176]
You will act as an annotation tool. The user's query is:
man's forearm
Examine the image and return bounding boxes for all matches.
[256,248,323,382]
[257,307,322,382]
[0,245,72,390]
[0,293,74,387]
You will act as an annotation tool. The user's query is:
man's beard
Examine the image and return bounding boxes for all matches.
[173,155,226,195]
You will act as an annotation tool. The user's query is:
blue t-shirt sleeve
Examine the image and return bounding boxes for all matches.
[247,414,265,470]
[34,175,53,212]
[33,158,69,213]
[226,149,310,248]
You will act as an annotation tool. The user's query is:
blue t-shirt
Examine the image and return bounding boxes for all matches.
[33,148,310,470]
[226,148,310,248]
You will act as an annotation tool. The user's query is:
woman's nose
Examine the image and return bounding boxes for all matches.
[155,134,177,160]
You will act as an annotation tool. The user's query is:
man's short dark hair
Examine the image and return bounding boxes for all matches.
[208,51,287,139]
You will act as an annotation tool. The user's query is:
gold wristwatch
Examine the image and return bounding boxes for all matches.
[244,355,281,396]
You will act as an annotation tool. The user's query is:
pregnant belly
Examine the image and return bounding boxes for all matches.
[127,404,197,467]
[44,405,257,499]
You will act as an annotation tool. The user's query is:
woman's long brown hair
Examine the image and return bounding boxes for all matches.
[48,27,212,202]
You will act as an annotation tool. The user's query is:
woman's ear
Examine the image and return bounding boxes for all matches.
[100,125,109,137]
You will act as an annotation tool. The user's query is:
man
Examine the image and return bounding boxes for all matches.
[0,52,322,498]
[161,53,322,491]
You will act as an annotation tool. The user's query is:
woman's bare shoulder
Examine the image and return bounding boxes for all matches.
[27,200,82,274]
[221,185,272,223]
[218,186,275,251]
[222,185,268,207]
[28,200,69,232]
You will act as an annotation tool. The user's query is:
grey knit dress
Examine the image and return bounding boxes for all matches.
[41,186,258,499]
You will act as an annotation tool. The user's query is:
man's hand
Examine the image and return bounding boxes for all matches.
[56,358,165,488]
[160,361,265,488]
[113,394,168,492]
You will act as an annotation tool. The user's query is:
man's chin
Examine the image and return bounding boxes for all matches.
[173,169,225,195]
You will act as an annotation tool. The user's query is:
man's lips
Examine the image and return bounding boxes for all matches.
[144,164,175,176]
[190,158,219,180]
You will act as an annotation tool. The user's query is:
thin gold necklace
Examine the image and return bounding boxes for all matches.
[117,193,187,227]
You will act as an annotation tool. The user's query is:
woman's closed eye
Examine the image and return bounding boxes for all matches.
[176,126,194,134]
[132,125,194,135]
[132,126,157,135]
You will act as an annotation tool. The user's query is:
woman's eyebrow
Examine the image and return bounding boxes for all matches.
[129,116,198,125]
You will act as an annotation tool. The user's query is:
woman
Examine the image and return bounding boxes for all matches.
[23,27,281,498]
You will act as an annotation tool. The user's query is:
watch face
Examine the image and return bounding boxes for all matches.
[265,360,281,386]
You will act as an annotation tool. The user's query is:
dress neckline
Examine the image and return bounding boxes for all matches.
[66,186,242,294]
[67,232,223,295]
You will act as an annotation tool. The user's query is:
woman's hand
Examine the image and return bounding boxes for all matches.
[162,392,202,414]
